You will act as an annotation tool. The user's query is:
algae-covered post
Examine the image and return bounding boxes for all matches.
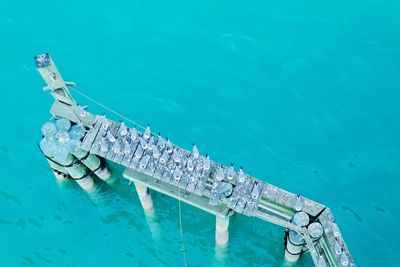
[35,54,355,267]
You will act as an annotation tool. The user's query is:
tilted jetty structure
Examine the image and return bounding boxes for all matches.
[36,53,355,267]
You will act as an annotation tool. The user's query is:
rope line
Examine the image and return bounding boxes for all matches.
[55,98,92,132]
[48,82,92,132]
[67,85,188,266]
[178,187,188,267]
[69,86,148,132]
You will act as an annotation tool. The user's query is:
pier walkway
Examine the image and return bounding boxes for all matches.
[35,53,354,267]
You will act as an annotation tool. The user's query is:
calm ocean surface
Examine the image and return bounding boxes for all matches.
[1,1,399,266]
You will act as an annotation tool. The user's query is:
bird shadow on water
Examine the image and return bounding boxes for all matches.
[341,205,363,223]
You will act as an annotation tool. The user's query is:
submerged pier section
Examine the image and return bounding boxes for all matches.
[35,53,355,267]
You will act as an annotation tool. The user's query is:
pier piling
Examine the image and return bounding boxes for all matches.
[40,140,94,191]
[134,181,154,211]
[215,216,229,246]
[35,54,355,267]
[73,149,111,181]
[64,159,95,191]
[46,159,68,181]
[284,211,310,262]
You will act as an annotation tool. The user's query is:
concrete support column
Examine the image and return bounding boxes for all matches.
[215,216,229,246]
[307,222,324,245]
[134,182,154,211]
[74,175,95,191]
[284,211,310,262]
[41,148,94,191]
[63,157,94,191]
[284,230,305,262]
[52,170,68,181]
[46,159,68,181]
[93,161,112,181]
[73,149,111,181]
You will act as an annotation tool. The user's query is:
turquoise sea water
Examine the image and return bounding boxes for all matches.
[1,1,400,266]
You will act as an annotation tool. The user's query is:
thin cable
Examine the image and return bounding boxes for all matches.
[69,86,148,131]
[178,187,188,267]
[47,81,92,132]
[53,98,93,132]
[70,85,188,265]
